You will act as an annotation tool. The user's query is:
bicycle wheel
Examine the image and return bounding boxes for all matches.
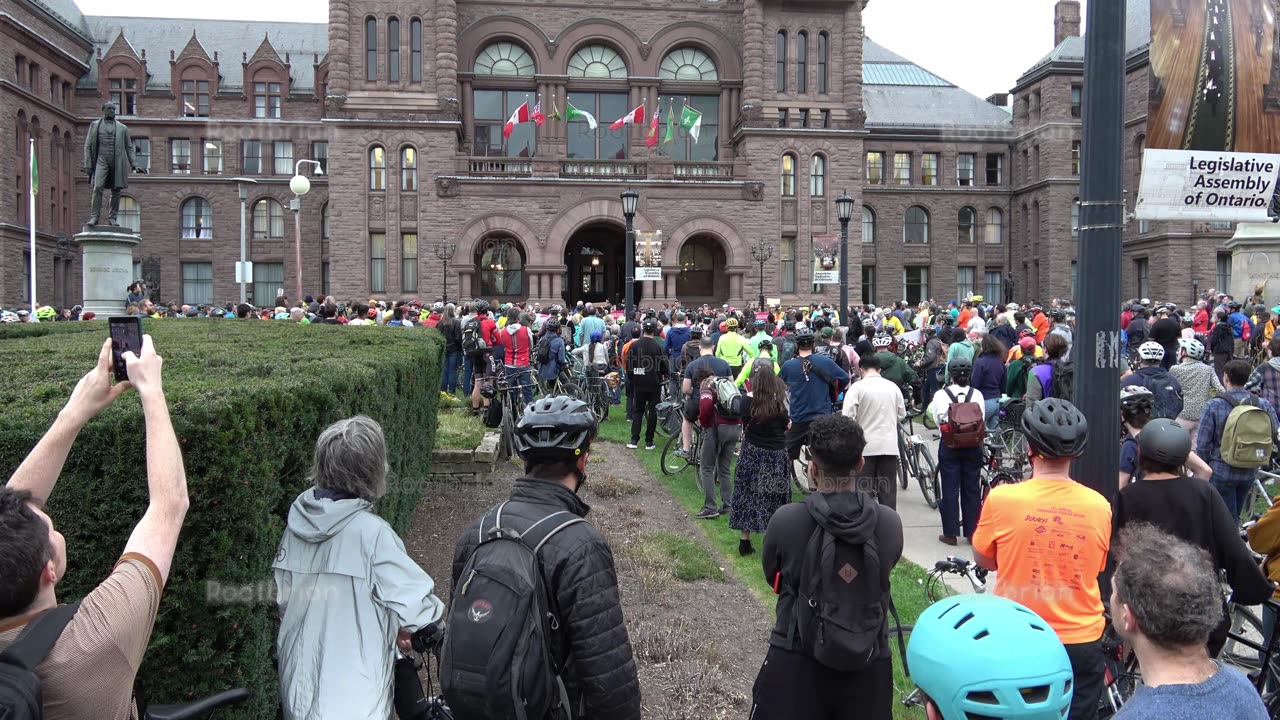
[499,399,515,459]
[1222,605,1266,672]
[660,433,690,475]
[792,445,814,495]
[887,624,925,715]
[914,445,939,510]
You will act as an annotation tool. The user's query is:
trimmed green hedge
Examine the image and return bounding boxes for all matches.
[0,320,445,718]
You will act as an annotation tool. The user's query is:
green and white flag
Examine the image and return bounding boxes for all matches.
[565,102,598,130]
[662,103,675,144]
[679,104,703,144]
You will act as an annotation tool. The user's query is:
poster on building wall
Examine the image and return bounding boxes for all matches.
[812,234,840,285]
[634,230,664,281]
[1136,0,1280,221]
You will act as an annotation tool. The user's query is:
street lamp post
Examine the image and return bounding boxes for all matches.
[435,241,457,305]
[750,238,773,312]
[620,188,639,317]
[231,177,258,304]
[290,160,324,303]
[835,190,855,321]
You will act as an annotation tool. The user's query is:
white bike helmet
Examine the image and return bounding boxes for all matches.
[1137,341,1165,362]
[1177,338,1205,360]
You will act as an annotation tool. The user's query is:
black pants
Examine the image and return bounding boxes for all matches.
[1064,639,1105,720]
[630,389,660,445]
[857,455,899,510]
[750,646,891,720]
[785,420,813,461]
[1214,352,1231,382]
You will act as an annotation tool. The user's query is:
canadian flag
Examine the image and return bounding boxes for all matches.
[609,104,645,131]
[503,101,531,138]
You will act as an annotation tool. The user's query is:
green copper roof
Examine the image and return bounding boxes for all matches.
[863,62,952,87]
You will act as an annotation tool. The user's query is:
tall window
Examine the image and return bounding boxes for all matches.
[862,266,876,305]
[370,233,387,292]
[118,195,140,233]
[365,17,378,81]
[775,31,787,92]
[251,198,284,238]
[986,154,1003,185]
[203,140,222,174]
[252,263,284,306]
[401,232,418,292]
[1071,197,1080,238]
[369,146,386,190]
[1071,85,1082,118]
[181,197,212,239]
[922,153,939,186]
[321,203,329,240]
[781,154,796,196]
[1072,141,1081,175]
[242,140,262,174]
[795,31,807,93]
[817,32,829,94]
[866,151,884,184]
[388,17,400,82]
[780,237,795,293]
[567,92,627,159]
[182,78,210,117]
[400,146,417,190]
[958,207,976,244]
[958,153,975,186]
[903,267,929,305]
[809,154,825,196]
[478,237,523,296]
[658,95,720,161]
[312,141,329,173]
[985,270,1003,302]
[132,138,150,172]
[254,79,282,119]
[1071,261,1078,299]
[1217,253,1232,293]
[410,19,422,82]
[182,262,213,305]
[894,153,911,185]
[475,90,539,157]
[273,141,293,175]
[108,77,137,115]
[1135,257,1150,300]
[170,139,192,174]
[956,267,975,299]
[904,206,929,244]
[862,206,876,243]
[985,208,1003,244]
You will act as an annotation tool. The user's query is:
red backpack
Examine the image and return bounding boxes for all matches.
[940,388,985,449]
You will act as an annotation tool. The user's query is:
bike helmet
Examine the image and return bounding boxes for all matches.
[753,318,767,329]
[513,395,598,462]
[783,319,796,331]
[689,323,704,338]
[473,299,491,314]
[794,326,816,347]
[589,331,603,343]
[642,319,660,335]
[1049,309,1066,323]
[725,317,739,330]
[479,381,497,400]
[35,305,56,320]
[1138,418,1192,468]
[431,302,444,312]
[872,333,894,349]
[1137,341,1165,362]
[1120,385,1154,416]
[0,311,17,323]
[908,594,1073,720]
[1178,338,1205,360]
[1021,398,1089,459]
[546,317,561,330]
[948,357,973,380]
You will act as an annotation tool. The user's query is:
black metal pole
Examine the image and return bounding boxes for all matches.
[625,217,635,317]
[759,256,765,311]
[1072,0,1126,500]
[442,257,449,306]
[838,217,850,322]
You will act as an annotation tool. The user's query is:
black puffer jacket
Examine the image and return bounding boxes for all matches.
[452,479,641,720]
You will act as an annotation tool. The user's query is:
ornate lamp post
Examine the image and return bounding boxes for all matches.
[620,188,639,317]
[230,177,258,304]
[835,190,855,320]
[750,238,773,312]
[289,160,324,303]
[436,241,458,305]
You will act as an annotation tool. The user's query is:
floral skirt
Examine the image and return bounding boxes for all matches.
[729,437,792,534]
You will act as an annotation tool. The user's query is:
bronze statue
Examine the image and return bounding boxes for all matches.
[83,101,142,227]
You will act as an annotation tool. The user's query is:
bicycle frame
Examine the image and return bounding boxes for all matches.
[1224,598,1280,693]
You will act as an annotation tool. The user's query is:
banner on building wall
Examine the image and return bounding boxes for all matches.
[812,234,840,285]
[634,230,664,281]
[1136,0,1280,221]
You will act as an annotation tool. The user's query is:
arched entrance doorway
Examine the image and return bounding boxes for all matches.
[563,223,643,307]
[676,234,729,305]
[474,235,526,302]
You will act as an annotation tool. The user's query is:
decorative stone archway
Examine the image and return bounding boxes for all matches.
[455,213,541,300]
[665,215,748,304]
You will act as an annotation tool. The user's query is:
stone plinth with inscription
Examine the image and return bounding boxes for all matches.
[75,226,139,316]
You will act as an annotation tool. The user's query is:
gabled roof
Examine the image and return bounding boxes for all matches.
[174,31,213,65]
[246,33,286,68]
[862,38,1013,130]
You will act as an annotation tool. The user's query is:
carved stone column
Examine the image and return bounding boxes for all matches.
[434,0,458,98]
[742,0,765,108]
[842,3,866,128]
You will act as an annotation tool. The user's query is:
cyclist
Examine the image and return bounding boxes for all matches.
[871,333,918,392]
[1196,359,1280,519]
[972,398,1112,720]
[1245,335,1280,412]
[928,356,984,546]
[1119,385,1155,488]
[1120,342,1184,420]
[451,396,642,720]
[535,317,570,395]
[749,318,773,357]
[780,327,850,463]
[908,595,1073,720]
[681,334,733,460]
[715,317,753,372]
[1170,338,1223,438]
[625,319,667,450]
[664,311,691,399]
[842,353,907,509]
[1026,334,1073,403]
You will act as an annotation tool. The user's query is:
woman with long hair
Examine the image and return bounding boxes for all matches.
[729,359,791,556]
[970,332,1008,430]
[438,303,463,395]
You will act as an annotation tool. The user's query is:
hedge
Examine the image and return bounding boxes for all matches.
[0,320,445,718]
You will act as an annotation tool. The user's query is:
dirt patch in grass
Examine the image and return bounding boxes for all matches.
[587,473,642,499]
[634,531,726,582]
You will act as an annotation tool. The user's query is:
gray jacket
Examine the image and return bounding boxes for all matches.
[274,488,445,720]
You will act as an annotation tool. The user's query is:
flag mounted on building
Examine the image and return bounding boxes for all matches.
[609,103,645,131]
[565,102,597,129]
[29,139,38,195]
[679,104,703,144]
[548,99,563,122]
[663,104,676,144]
[502,101,530,138]
[531,100,546,127]
[645,102,660,147]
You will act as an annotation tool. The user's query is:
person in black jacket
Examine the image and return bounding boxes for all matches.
[1149,305,1183,371]
[1209,309,1235,381]
[752,414,904,720]
[626,319,669,449]
[439,303,464,395]
[452,396,641,720]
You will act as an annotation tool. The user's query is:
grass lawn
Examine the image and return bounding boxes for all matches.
[435,408,486,450]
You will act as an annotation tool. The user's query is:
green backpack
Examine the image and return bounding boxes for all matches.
[1221,395,1275,469]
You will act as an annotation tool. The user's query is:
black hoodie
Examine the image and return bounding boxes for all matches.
[762,490,903,657]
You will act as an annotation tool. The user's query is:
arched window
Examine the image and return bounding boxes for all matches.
[817,32,829,94]
[567,44,627,78]
[780,153,796,196]
[809,154,825,197]
[958,207,976,244]
[904,206,930,244]
[410,19,423,82]
[1071,197,1080,238]
[369,145,386,190]
[658,48,718,81]
[677,236,721,299]
[477,236,524,297]
[118,195,141,233]
[321,202,329,240]
[388,17,400,82]
[181,197,212,239]
[985,207,1003,244]
[365,16,378,81]
[473,41,535,76]
[400,145,417,191]
[251,198,284,239]
[796,31,808,93]
[775,31,787,92]
[862,206,876,244]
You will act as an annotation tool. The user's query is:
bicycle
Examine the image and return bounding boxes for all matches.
[898,405,939,510]
[660,421,703,475]
[791,443,814,495]
[887,623,923,714]
[136,686,249,720]
[395,621,454,720]
[1241,462,1279,524]
[1097,618,1141,718]
[921,555,989,603]
[980,428,1028,503]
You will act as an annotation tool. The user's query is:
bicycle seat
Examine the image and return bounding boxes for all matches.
[144,689,250,720]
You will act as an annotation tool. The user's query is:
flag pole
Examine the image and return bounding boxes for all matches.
[28,138,37,316]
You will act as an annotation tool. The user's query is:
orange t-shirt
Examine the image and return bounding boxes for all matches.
[972,478,1112,645]
[1032,314,1051,343]
[957,309,972,329]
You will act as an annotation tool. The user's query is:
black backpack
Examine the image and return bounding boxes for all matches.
[0,602,80,720]
[535,334,553,364]
[1140,369,1183,420]
[792,513,887,671]
[1049,359,1074,402]
[778,335,799,365]
[440,504,582,720]
[815,343,851,374]
[462,318,488,355]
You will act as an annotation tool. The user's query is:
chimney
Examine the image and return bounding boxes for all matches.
[1054,0,1081,46]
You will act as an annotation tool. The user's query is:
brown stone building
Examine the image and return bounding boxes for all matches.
[0,0,1209,310]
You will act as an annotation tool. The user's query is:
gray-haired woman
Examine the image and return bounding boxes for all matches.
[274,416,445,719]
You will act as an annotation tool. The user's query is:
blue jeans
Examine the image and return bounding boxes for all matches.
[505,365,534,408]
[984,398,1002,431]
[937,444,983,539]
[1211,473,1255,520]
[442,351,462,394]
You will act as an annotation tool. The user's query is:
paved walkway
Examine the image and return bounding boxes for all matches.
[893,429,984,594]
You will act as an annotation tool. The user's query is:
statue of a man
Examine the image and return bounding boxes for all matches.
[83,101,141,227]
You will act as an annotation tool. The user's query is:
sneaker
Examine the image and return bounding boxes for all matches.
[694,508,720,519]
[645,444,657,451]
[626,442,639,449]
[674,448,689,458]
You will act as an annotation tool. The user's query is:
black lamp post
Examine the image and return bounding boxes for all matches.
[621,188,639,317]
[436,241,457,305]
[835,190,855,321]
[750,238,773,312]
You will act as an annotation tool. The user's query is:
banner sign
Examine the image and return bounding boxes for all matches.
[812,234,839,285]
[1137,0,1280,221]
[634,230,664,281]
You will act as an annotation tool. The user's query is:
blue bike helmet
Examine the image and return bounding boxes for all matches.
[908,594,1073,720]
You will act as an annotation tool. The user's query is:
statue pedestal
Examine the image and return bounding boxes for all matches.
[75,226,139,316]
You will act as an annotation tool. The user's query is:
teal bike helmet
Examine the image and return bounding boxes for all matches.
[907,594,1073,720]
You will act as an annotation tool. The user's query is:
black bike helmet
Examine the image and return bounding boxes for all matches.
[948,357,973,379]
[513,395,598,461]
[546,317,561,330]
[643,319,660,334]
[783,319,796,331]
[795,326,816,347]
[1021,398,1089,459]
[1137,418,1192,468]
[473,299,491,314]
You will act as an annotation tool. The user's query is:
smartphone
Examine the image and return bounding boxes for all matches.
[109,316,143,382]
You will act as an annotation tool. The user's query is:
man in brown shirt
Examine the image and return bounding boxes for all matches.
[0,335,188,719]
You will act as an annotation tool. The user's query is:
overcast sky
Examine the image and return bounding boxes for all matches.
[74,0,1088,100]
